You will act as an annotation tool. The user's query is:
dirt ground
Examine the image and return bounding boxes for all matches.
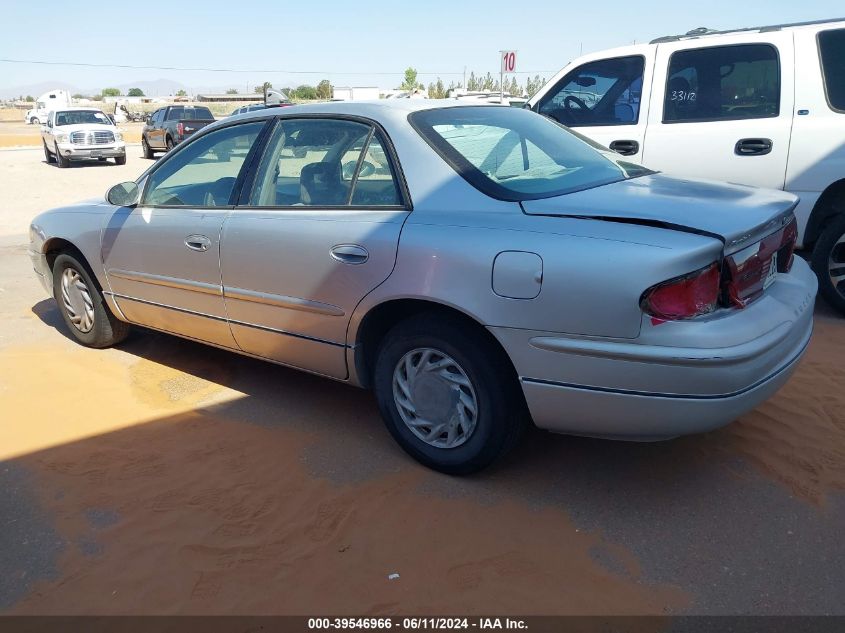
[0,121,144,148]
[0,146,844,616]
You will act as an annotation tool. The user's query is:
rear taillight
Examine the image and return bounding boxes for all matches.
[641,263,721,321]
[176,122,184,136]
[723,217,798,308]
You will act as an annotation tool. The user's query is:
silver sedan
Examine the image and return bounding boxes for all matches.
[28,101,817,473]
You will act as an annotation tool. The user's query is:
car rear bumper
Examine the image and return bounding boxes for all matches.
[490,257,817,440]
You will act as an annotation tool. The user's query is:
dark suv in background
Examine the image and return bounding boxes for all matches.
[142,105,216,158]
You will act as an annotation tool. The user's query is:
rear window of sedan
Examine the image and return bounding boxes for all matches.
[409,106,646,201]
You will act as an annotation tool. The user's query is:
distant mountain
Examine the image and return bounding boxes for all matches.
[0,81,81,99]
[113,78,187,96]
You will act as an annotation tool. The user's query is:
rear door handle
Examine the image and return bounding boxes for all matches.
[185,234,211,252]
[608,139,639,156]
[330,244,369,265]
[735,138,773,156]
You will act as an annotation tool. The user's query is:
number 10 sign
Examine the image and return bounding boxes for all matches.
[500,50,517,74]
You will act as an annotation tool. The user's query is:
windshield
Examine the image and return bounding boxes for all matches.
[409,106,649,201]
[55,110,111,126]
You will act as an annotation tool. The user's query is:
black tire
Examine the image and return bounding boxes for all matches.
[52,253,130,348]
[114,155,127,165]
[31,117,40,125]
[55,144,69,168]
[43,140,55,164]
[165,136,175,152]
[142,136,153,159]
[373,313,527,475]
[811,214,845,315]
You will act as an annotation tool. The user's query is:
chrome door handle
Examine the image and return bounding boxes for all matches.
[330,244,369,265]
[185,234,211,252]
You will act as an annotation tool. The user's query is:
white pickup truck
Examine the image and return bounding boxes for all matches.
[42,107,126,167]
[527,18,845,314]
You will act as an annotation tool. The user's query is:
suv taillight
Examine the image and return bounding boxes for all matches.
[176,122,184,136]
[641,263,721,320]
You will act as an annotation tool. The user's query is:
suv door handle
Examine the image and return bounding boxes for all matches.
[330,244,369,265]
[735,138,773,156]
[185,235,211,252]
[609,139,639,156]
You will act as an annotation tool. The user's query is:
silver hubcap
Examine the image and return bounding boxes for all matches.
[61,267,95,333]
[392,348,479,449]
[829,232,845,298]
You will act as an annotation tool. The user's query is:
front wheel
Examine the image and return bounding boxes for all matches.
[31,117,40,125]
[43,141,55,164]
[52,253,130,348]
[55,144,69,168]
[373,314,526,474]
[165,136,175,152]
[114,155,126,165]
[811,214,845,315]
[142,136,153,159]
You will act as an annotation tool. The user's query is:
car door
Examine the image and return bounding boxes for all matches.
[641,33,794,189]
[220,116,410,378]
[102,119,268,347]
[533,47,654,159]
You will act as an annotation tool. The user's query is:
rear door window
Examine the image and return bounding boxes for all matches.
[663,44,780,123]
[537,56,645,127]
[818,28,845,112]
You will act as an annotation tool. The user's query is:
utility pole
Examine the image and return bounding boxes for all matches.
[463,66,467,89]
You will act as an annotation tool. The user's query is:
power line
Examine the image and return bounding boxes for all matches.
[0,58,555,76]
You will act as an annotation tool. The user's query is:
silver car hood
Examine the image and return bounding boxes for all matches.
[520,174,797,254]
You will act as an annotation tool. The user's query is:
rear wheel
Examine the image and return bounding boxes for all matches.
[43,141,55,164]
[142,136,153,159]
[31,117,40,125]
[51,253,130,348]
[165,136,175,152]
[373,313,526,474]
[55,144,69,168]
[811,214,845,315]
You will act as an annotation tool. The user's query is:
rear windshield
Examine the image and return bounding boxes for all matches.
[166,106,215,121]
[409,106,646,201]
[819,28,845,112]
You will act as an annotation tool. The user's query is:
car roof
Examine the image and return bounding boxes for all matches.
[650,16,845,44]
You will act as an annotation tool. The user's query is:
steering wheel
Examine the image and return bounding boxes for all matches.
[564,95,588,111]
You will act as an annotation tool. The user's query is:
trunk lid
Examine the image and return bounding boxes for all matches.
[520,173,797,255]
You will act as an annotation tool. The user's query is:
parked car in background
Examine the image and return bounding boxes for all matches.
[527,18,845,314]
[29,102,815,473]
[41,107,126,167]
[141,105,215,158]
[229,104,268,117]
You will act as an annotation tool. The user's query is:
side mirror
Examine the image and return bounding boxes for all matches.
[106,181,140,207]
[46,120,53,128]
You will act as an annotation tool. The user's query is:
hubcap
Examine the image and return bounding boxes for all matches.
[392,348,478,449]
[61,267,95,333]
[829,232,845,299]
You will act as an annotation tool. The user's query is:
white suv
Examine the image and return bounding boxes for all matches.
[527,18,845,314]
[42,107,126,168]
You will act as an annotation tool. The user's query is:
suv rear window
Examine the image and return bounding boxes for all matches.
[819,28,845,112]
[663,44,780,123]
[410,106,646,202]
[166,106,214,121]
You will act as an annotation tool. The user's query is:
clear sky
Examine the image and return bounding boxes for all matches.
[1,0,842,93]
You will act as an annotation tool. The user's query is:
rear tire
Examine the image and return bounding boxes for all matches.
[52,253,130,348]
[165,136,175,152]
[114,155,126,166]
[142,136,153,159]
[811,214,845,315]
[55,144,69,168]
[373,313,527,475]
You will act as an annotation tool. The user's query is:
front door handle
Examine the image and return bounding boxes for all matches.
[185,234,211,252]
[609,139,639,156]
[735,138,773,156]
[330,244,369,265]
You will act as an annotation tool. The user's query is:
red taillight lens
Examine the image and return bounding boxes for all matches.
[176,122,184,136]
[641,263,721,320]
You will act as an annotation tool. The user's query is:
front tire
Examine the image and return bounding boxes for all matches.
[52,253,130,348]
[165,136,175,152]
[114,154,126,165]
[43,141,55,164]
[373,313,526,475]
[811,214,845,315]
[142,136,153,159]
[55,144,69,168]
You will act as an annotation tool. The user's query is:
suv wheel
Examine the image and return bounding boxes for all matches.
[31,117,40,125]
[373,313,526,474]
[165,136,175,152]
[52,253,130,348]
[811,214,845,315]
[55,144,69,168]
[142,136,153,159]
[43,141,55,164]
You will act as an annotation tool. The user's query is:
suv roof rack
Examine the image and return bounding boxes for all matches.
[649,16,845,44]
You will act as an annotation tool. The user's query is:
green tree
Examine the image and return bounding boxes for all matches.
[101,87,121,97]
[508,77,521,96]
[176,89,187,97]
[525,75,547,98]
[427,78,447,99]
[254,82,272,94]
[294,84,317,100]
[71,93,87,100]
[400,67,419,91]
[127,88,144,97]
[316,79,332,100]
[25,95,34,102]
[226,88,239,94]
[467,72,479,91]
